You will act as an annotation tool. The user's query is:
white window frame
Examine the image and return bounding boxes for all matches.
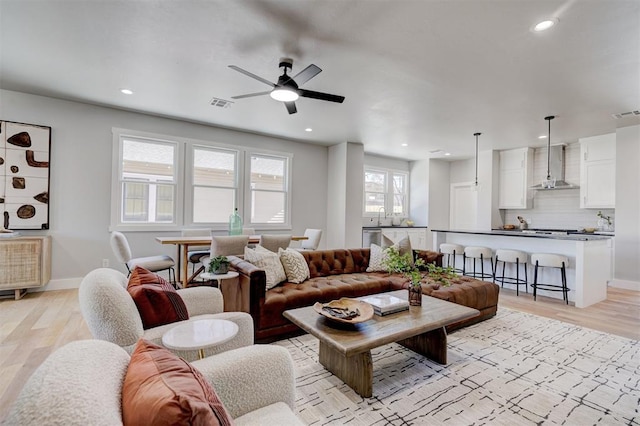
[111,128,293,232]
[363,167,409,217]
[111,128,184,232]
[185,144,244,228]
[244,150,293,229]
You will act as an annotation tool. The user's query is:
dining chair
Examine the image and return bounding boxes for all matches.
[259,234,292,253]
[181,229,211,276]
[200,235,250,272]
[109,231,176,285]
[298,228,322,251]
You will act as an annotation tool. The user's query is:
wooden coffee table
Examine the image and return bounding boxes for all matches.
[283,290,479,397]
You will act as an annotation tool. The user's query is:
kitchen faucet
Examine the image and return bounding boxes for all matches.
[377,207,386,226]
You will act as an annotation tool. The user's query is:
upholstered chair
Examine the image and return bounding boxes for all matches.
[298,228,322,251]
[259,234,292,253]
[6,340,303,425]
[110,231,176,284]
[200,234,250,271]
[78,267,253,362]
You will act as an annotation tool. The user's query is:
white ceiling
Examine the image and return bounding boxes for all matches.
[1,0,639,161]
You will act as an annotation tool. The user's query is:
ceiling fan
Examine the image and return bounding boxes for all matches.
[228,58,345,114]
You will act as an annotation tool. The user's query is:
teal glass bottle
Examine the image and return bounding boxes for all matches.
[229,208,243,235]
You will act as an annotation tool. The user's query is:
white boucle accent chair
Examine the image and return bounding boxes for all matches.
[79,267,254,362]
[5,340,303,425]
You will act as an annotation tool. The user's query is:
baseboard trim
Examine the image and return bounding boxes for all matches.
[33,277,83,293]
[609,279,640,292]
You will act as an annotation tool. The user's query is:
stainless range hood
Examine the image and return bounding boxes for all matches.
[531,115,578,190]
[531,145,578,190]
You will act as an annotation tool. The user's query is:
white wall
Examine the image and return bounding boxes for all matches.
[613,124,640,288]
[409,159,429,226]
[2,90,328,288]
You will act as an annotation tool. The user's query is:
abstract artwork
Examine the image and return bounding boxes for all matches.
[1,121,51,230]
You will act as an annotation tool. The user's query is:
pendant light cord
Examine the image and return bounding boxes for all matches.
[474,132,481,186]
[545,116,555,180]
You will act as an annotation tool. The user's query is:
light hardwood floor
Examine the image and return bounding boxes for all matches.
[1,286,638,419]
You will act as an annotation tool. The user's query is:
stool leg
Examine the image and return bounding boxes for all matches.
[452,250,456,271]
[515,259,520,296]
[533,261,538,301]
[561,262,568,305]
[524,262,528,293]
[462,253,467,276]
[490,258,494,281]
[480,254,484,279]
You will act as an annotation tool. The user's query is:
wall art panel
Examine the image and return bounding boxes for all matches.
[1,121,51,230]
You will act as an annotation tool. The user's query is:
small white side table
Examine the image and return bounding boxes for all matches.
[162,319,239,359]
[199,271,239,287]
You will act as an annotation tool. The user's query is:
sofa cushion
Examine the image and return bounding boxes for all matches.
[127,266,189,329]
[278,248,310,284]
[122,339,233,426]
[245,245,286,289]
[382,236,414,266]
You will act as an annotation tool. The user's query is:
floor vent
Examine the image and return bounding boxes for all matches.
[612,110,640,119]
[210,97,233,108]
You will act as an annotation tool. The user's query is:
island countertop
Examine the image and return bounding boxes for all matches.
[431,229,613,241]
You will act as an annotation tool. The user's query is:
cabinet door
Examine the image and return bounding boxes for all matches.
[499,169,526,208]
[407,229,427,250]
[582,160,616,208]
[0,239,42,288]
[582,134,615,162]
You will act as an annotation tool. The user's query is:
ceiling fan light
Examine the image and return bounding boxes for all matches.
[270,88,299,102]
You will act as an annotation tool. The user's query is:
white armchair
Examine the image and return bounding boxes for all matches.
[6,340,303,425]
[78,268,254,362]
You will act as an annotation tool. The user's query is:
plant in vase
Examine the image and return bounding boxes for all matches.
[424,263,457,289]
[208,255,230,275]
[383,246,426,306]
[597,211,612,231]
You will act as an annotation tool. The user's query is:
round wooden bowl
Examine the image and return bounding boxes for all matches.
[313,298,374,324]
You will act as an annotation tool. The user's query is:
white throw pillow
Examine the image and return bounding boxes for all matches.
[366,243,389,272]
[278,248,310,284]
[244,246,287,290]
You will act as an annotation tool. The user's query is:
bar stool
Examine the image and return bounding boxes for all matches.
[439,243,464,274]
[494,249,528,296]
[463,246,494,280]
[530,253,569,304]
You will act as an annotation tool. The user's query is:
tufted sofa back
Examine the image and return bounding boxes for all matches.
[300,248,370,278]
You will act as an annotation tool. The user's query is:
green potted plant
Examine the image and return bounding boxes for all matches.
[424,263,457,288]
[383,247,426,306]
[208,255,230,274]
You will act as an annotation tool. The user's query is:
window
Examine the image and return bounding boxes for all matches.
[363,168,408,216]
[247,153,290,225]
[191,146,239,224]
[112,128,292,231]
[119,137,178,225]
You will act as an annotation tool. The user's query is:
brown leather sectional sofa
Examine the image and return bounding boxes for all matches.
[220,248,500,342]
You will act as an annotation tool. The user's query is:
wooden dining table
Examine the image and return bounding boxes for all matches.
[156,235,308,288]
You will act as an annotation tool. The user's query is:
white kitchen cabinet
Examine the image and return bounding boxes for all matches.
[580,134,616,208]
[498,147,533,209]
[381,228,428,250]
[0,236,51,300]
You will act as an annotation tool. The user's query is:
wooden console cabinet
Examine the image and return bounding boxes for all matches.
[0,236,51,300]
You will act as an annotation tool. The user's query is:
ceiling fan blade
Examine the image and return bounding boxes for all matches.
[228,65,275,88]
[299,89,345,103]
[231,91,271,100]
[292,64,322,86]
[285,101,297,114]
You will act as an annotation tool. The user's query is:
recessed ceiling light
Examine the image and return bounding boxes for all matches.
[444,152,451,156]
[401,143,408,147]
[120,88,133,95]
[533,18,558,32]
[305,128,313,132]
[538,135,547,139]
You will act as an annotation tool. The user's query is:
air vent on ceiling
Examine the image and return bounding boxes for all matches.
[210,97,233,108]
[612,110,640,119]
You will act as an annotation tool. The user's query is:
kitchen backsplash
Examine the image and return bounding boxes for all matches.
[503,143,615,230]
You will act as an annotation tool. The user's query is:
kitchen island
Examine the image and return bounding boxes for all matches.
[432,229,614,308]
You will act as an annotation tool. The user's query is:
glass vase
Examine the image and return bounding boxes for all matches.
[408,285,422,306]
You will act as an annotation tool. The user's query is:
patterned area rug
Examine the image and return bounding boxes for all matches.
[274,308,639,425]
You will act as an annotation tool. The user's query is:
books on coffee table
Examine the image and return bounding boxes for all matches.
[360,294,410,316]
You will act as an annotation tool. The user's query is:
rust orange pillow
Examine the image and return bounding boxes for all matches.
[126,266,189,329]
[122,339,234,426]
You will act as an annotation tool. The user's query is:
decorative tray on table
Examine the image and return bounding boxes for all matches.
[313,298,374,324]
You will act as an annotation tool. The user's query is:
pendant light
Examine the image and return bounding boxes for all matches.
[473,132,481,190]
[543,116,556,189]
